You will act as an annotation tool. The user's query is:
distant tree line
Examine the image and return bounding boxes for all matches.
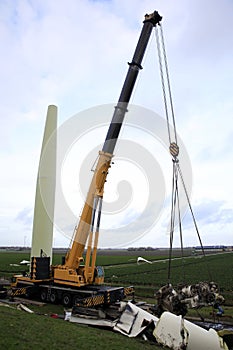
[127,247,158,251]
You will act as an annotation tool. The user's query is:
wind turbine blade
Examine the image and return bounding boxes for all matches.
[137,256,152,264]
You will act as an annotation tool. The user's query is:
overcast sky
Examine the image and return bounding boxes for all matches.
[1,0,233,249]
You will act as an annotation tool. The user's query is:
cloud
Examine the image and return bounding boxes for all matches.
[15,207,33,227]
[182,199,233,226]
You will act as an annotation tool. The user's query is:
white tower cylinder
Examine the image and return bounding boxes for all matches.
[153,311,228,350]
[30,105,57,262]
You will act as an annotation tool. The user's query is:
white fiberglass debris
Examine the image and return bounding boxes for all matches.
[137,256,152,264]
[113,302,158,337]
[17,304,34,314]
[153,311,228,350]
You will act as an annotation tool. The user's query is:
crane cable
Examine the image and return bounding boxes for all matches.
[155,24,212,282]
[155,24,178,145]
[155,24,183,282]
[167,158,185,283]
[177,162,212,280]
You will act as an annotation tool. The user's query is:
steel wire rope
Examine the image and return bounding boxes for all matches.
[155,23,211,285]
[168,161,185,283]
[167,161,176,283]
[155,26,172,144]
[177,163,212,280]
[155,24,185,284]
[175,163,186,283]
[159,24,178,144]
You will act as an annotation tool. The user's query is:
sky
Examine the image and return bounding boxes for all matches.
[0,0,233,249]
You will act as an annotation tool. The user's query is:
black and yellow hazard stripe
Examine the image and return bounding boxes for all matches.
[10,287,27,297]
[76,294,105,307]
[169,142,179,158]
[124,286,135,296]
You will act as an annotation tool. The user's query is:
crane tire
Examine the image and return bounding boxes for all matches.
[40,289,47,302]
[50,291,57,304]
[62,293,72,307]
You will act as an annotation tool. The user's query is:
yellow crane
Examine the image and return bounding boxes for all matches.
[11,11,162,307]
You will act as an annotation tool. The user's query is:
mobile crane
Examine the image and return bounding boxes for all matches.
[11,11,162,307]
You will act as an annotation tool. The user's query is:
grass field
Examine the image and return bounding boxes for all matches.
[1,250,232,302]
[0,250,232,349]
[0,304,161,350]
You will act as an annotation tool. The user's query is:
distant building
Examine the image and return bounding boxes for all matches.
[194,245,227,252]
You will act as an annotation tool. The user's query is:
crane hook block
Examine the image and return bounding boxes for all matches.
[169,142,179,158]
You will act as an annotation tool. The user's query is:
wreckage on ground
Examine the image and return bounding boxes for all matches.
[155,281,225,317]
[69,301,232,350]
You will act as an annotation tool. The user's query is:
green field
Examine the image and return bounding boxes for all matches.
[0,304,161,350]
[0,250,233,349]
[1,250,232,302]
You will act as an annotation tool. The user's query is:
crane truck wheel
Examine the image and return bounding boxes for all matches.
[50,291,57,304]
[62,293,72,307]
[40,289,47,302]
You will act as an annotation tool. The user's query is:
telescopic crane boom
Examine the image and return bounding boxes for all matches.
[52,11,162,287]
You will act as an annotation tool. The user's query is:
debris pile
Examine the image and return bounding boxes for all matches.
[1,297,233,350]
[69,301,232,350]
[155,282,225,317]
